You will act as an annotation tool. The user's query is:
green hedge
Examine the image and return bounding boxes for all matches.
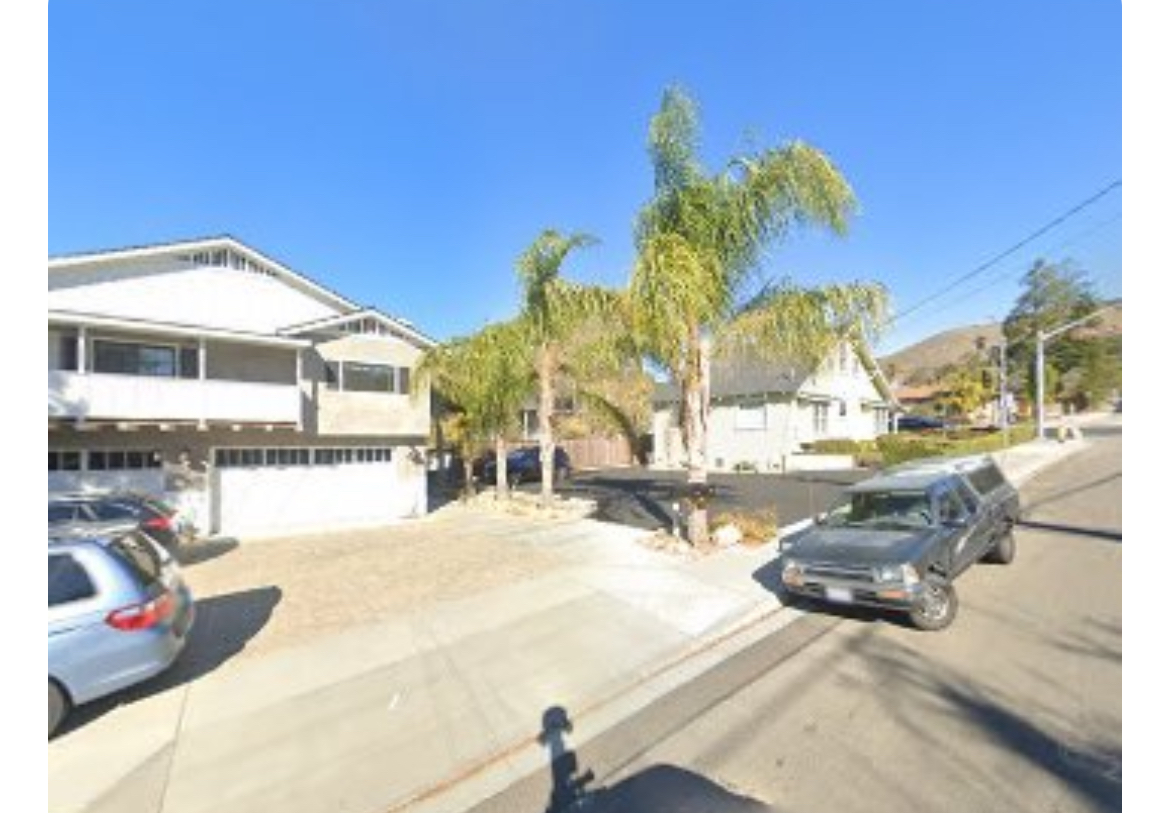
[807,438,878,454]
[876,423,1036,465]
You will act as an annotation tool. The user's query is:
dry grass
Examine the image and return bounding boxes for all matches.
[711,509,778,547]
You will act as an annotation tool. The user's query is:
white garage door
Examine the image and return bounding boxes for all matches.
[213,460,423,536]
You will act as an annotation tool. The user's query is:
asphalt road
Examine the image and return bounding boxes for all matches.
[433,467,870,532]
[471,429,1122,813]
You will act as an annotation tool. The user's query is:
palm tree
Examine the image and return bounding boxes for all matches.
[631,86,888,544]
[415,321,532,499]
[516,229,627,507]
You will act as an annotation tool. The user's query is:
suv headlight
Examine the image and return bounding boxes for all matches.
[874,563,921,585]
[781,559,805,587]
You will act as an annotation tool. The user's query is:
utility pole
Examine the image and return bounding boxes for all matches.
[999,341,1008,447]
[1034,302,1121,440]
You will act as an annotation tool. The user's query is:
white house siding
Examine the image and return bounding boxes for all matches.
[49,261,340,335]
[650,341,893,471]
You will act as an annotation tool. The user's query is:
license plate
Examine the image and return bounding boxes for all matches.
[825,586,854,604]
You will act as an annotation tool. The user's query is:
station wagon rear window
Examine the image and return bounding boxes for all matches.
[965,465,1007,496]
[49,554,97,606]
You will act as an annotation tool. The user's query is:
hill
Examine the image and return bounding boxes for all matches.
[879,302,1121,387]
[879,324,1003,386]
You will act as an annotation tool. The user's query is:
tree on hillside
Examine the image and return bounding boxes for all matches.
[628,86,888,545]
[516,229,628,508]
[1003,258,1118,411]
[415,321,531,499]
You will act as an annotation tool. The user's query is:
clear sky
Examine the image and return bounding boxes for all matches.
[48,0,1120,354]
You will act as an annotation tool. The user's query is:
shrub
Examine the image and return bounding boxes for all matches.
[807,438,862,454]
[712,509,777,547]
[876,423,1036,465]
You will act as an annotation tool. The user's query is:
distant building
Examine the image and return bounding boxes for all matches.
[651,340,898,471]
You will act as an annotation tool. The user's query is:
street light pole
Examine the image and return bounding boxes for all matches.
[1034,301,1120,441]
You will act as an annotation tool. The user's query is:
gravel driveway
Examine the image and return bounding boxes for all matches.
[176,509,570,661]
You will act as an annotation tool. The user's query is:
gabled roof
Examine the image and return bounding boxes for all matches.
[279,308,436,349]
[652,339,898,407]
[49,234,360,314]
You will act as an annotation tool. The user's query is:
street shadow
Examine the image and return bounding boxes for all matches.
[537,705,777,813]
[851,634,1121,812]
[174,536,239,567]
[1016,518,1122,544]
[53,586,282,738]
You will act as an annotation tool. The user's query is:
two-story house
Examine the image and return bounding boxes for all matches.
[650,341,897,471]
[48,236,434,537]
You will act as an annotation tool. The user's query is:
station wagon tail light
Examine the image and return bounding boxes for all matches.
[142,515,173,531]
[106,592,175,631]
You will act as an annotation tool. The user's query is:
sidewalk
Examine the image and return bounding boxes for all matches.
[49,419,1106,813]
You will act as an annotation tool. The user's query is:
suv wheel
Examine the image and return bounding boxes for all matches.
[908,580,958,631]
[49,680,69,738]
[983,529,1016,565]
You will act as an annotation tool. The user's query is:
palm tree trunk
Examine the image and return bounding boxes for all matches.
[538,344,555,509]
[683,332,712,545]
[495,434,509,500]
[462,456,475,500]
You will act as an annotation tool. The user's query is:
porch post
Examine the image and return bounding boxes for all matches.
[77,326,87,373]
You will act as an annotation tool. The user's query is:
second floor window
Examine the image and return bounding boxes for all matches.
[92,340,198,378]
[324,361,411,394]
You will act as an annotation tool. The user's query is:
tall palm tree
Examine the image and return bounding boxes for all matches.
[631,86,888,544]
[415,320,532,499]
[516,229,626,507]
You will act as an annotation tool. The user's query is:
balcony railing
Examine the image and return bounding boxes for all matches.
[48,371,301,425]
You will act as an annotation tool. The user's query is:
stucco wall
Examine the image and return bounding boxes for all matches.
[305,335,430,436]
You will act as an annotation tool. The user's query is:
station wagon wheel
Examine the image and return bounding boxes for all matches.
[908,580,958,631]
[49,680,69,738]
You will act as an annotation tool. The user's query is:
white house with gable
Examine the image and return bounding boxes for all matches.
[48,235,435,537]
[651,341,897,472]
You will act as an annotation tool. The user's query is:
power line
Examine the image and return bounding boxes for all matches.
[890,211,1121,329]
[881,179,1121,332]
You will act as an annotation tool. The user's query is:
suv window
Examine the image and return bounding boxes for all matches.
[965,463,1007,496]
[49,554,97,606]
[936,486,970,525]
[107,534,164,589]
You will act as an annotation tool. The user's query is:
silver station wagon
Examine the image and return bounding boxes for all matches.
[48,529,196,736]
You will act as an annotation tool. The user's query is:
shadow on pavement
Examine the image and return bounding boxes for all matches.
[175,536,240,567]
[1016,518,1121,543]
[54,586,282,739]
[537,705,777,813]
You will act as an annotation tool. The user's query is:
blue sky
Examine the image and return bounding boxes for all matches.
[48,0,1120,354]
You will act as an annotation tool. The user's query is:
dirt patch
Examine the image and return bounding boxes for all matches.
[179,516,568,660]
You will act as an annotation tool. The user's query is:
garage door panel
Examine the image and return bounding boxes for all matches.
[215,463,422,535]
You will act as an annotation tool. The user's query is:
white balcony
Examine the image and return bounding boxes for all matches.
[48,371,301,425]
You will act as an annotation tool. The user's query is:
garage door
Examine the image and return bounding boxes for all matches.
[212,459,423,536]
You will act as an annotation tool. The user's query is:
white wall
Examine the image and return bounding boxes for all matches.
[49,261,340,335]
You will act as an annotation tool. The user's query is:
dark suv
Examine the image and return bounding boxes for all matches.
[478,446,572,486]
[778,455,1019,631]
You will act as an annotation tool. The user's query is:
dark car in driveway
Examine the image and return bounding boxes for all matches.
[889,414,951,432]
[49,492,194,550]
[478,446,572,486]
[777,455,1018,631]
